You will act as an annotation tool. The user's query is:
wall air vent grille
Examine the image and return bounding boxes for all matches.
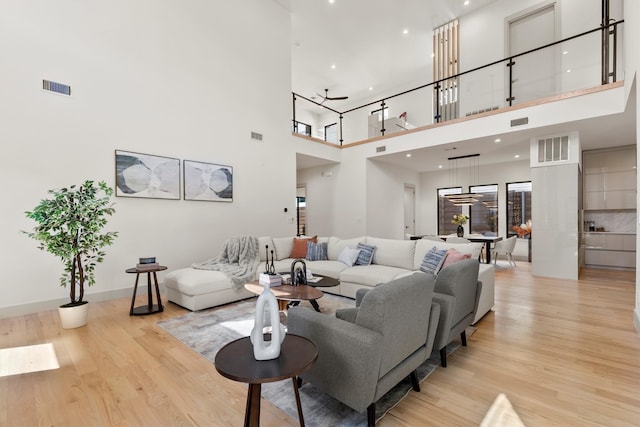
[42,79,71,96]
[511,117,528,127]
[250,132,263,141]
[537,135,569,163]
[376,146,386,153]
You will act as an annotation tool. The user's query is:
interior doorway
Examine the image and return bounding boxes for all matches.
[296,187,306,236]
[404,184,416,238]
[507,3,557,104]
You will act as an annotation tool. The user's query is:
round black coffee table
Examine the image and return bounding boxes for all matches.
[215,334,317,427]
[306,274,340,288]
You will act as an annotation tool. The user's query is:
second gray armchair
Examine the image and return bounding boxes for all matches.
[431,258,481,367]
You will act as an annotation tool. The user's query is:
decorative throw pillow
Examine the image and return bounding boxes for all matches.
[337,246,361,267]
[420,246,448,274]
[306,241,328,261]
[290,235,317,258]
[355,243,376,266]
[440,248,471,269]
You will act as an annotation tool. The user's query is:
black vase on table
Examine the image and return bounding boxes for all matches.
[456,225,464,237]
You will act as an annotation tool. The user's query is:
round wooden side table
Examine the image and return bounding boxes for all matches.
[126,265,167,315]
[215,334,317,427]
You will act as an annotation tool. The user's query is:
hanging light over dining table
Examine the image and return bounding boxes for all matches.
[445,153,483,206]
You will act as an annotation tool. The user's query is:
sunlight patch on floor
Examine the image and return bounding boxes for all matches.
[0,343,60,377]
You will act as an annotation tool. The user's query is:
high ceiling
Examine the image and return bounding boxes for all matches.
[278,0,636,172]
[278,0,499,107]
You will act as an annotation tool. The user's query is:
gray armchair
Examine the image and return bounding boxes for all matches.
[431,258,481,367]
[288,272,440,426]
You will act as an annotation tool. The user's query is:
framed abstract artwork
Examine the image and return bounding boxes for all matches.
[183,160,233,202]
[115,150,181,200]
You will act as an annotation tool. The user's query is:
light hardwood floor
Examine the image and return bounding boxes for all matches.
[1,263,639,426]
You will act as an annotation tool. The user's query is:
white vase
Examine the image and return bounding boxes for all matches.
[58,302,89,329]
[250,283,285,360]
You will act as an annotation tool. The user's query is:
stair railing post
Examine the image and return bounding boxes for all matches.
[292,92,297,133]
[434,82,441,123]
[380,100,386,136]
[506,58,515,106]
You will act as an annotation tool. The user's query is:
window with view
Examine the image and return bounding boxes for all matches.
[469,184,498,235]
[506,181,532,237]
[438,187,462,235]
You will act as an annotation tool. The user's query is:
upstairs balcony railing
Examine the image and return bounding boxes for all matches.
[292,20,624,146]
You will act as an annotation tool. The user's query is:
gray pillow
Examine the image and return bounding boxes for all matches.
[420,246,448,274]
[355,243,376,265]
[306,241,328,261]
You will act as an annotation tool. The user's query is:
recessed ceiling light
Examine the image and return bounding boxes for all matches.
[464,0,470,6]
[329,0,335,3]
[514,154,520,158]
[369,86,373,91]
[494,138,501,143]
[331,64,336,69]
[406,153,412,158]
[438,165,443,169]
[403,29,409,35]
[563,51,568,55]
[567,69,572,73]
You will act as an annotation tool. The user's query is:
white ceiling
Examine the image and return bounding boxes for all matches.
[279,0,500,106]
[281,0,636,172]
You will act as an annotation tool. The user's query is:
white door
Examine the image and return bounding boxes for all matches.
[508,4,556,105]
[404,185,416,238]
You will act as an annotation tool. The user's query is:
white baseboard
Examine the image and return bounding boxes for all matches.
[0,287,137,319]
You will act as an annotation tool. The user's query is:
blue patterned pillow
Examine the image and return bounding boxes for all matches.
[420,246,448,274]
[306,241,328,261]
[355,243,376,265]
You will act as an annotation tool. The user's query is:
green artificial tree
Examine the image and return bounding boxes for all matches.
[24,180,118,307]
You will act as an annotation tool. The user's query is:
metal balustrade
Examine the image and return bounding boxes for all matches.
[292,20,624,146]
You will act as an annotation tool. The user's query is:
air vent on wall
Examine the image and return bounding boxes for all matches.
[511,117,528,127]
[537,135,569,163]
[250,131,263,141]
[42,79,71,96]
[376,146,386,153]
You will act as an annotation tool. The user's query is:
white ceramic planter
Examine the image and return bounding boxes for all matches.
[58,302,89,329]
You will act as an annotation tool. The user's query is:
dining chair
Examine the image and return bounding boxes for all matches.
[491,236,517,268]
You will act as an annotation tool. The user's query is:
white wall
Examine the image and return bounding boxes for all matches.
[0,0,297,314]
[624,0,640,333]
[296,164,339,237]
[366,161,420,239]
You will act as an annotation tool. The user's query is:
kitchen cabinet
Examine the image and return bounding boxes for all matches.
[582,146,636,270]
[583,232,635,269]
[583,146,636,210]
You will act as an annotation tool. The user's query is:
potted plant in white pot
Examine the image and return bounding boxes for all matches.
[23,180,118,329]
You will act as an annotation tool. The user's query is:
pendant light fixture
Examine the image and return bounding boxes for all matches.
[445,153,483,206]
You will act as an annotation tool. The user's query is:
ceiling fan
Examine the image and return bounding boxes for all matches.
[315,88,349,104]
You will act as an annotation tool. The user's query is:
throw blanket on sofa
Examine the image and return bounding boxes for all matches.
[192,235,260,289]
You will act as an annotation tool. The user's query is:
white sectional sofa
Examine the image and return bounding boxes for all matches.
[163,235,495,324]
